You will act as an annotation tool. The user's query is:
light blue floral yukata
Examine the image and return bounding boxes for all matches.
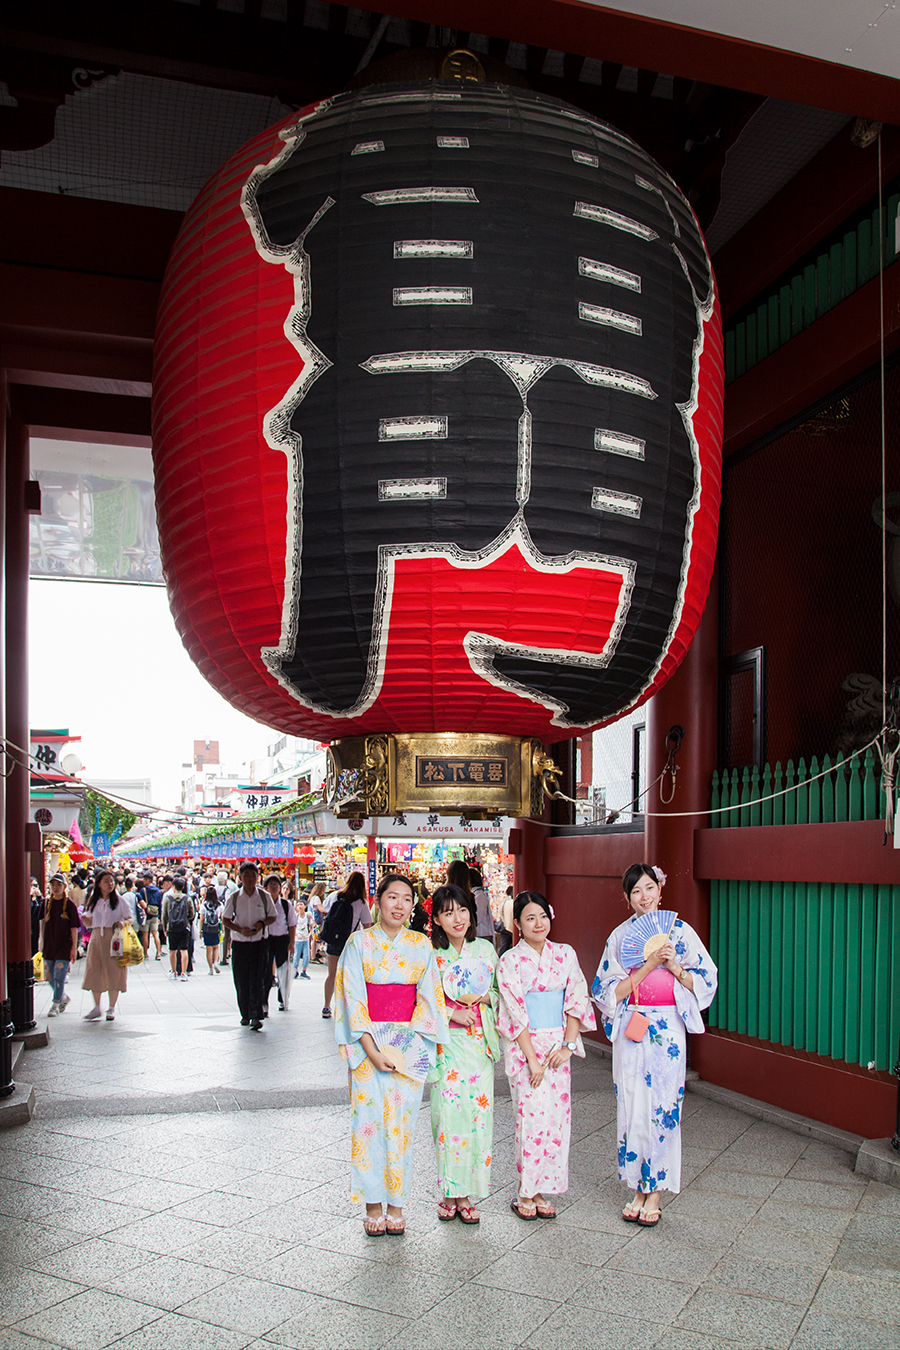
[592,916,717,1194]
[334,924,446,1205]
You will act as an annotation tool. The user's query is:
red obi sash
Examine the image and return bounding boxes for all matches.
[366,982,416,1022]
[628,966,677,1006]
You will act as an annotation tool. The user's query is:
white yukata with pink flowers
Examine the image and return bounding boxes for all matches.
[497,940,596,1198]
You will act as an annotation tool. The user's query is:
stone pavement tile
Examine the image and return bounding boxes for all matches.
[188,1228,297,1277]
[555,1195,647,1236]
[753,1195,853,1238]
[13,1288,161,1350]
[381,1284,557,1348]
[235,1202,337,1245]
[520,1303,666,1350]
[164,1189,270,1228]
[177,1276,313,1337]
[786,1142,868,1187]
[692,1167,781,1200]
[0,1329,62,1349]
[0,1264,88,1323]
[104,1212,221,1256]
[90,1311,254,1350]
[0,1182,81,1223]
[51,1196,155,1238]
[248,1242,374,1295]
[474,1252,599,1301]
[673,1286,805,1349]
[298,1182,363,1222]
[327,1264,452,1319]
[664,1189,763,1223]
[221,1173,326,1203]
[859,1180,900,1216]
[263,1296,410,1349]
[564,1267,695,1322]
[839,1210,900,1246]
[103,1178,208,1211]
[27,1237,146,1285]
[400,1212,533,1279]
[0,1219,87,1267]
[730,1219,841,1271]
[830,1235,900,1283]
[511,1218,629,1268]
[768,1178,863,1211]
[813,1270,900,1326]
[605,1230,723,1284]
[714,1126,806,1176]
[790,1307,900,1350]
[706,1252,825,1306]
[100,1254,234,1311]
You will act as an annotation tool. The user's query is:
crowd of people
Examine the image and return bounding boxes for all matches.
[34,857,717,1234]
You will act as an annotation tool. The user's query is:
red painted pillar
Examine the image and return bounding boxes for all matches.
[644,573,718,941]
[5,410,34,1032]
[0,375,12,1091]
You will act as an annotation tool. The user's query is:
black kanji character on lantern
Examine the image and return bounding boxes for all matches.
[244,82,714,728]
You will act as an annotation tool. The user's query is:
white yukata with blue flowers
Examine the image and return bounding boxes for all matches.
[592,917,717,1194]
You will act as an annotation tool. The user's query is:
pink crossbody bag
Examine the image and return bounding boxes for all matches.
[624,972,651,1042]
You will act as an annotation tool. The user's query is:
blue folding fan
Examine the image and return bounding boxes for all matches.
[620,911,679,969]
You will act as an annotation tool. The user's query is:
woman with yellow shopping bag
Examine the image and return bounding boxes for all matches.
[81,871,130,1022]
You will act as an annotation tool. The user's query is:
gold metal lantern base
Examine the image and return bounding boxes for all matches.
[325,734,562,819]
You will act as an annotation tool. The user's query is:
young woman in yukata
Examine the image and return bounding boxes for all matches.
[498,892,596,1220]
[428,883,499,1225]
[334,872,446,1236]
[592,863,718,1227]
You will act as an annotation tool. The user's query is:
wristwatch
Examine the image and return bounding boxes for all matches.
[562,1040,578,1052]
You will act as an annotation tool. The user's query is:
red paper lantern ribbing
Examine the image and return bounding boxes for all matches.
[297,845,317,864]
[153,81,722,741]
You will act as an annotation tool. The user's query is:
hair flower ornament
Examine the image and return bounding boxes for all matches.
[549,904,556,919]
[653,867,667,886]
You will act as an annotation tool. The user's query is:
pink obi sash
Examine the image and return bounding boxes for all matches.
[366,982,416,1022]
[628,966,677,1006]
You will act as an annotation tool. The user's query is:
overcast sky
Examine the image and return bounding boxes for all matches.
[29,579,275,815]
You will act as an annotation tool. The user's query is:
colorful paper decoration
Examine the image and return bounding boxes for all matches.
[153,81,722,740]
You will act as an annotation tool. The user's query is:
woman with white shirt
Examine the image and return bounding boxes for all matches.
[81,870,130,1022]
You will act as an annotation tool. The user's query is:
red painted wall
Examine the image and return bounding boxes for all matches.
[725,364,899,766]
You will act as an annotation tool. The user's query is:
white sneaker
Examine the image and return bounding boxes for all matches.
[208,968,215,976]
[47,1003,59,1017]
[214,964,221,973]
[166,971,177,980]
[179,974,189,982]
[105,1009,115,1021]
[83,1006,102,1021]
[59,995,70,1012]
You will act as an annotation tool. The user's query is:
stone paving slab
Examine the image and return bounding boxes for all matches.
[0,957,898,1348]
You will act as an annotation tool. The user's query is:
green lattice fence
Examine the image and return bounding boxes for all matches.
[707,751,899,1070]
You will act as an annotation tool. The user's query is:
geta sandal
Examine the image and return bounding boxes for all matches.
[438,1200,458,1221]
[510,1199,538,1220]
[363,1216,386,1236]
[637,1207,661,1227]
[534,1200,556,1220]
[385,1215,406,1235]
[457,1202,480,1224]
[622,1198,644,1223]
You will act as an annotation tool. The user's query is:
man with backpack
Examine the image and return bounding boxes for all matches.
[162,878,196,982]
[138,871,164,960]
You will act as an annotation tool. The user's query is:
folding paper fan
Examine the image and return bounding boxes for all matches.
[374,1025,431,1081]
[442,957,493,1006]
[620,911,679,969]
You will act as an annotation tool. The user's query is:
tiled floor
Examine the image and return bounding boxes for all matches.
[0,955,897,1349]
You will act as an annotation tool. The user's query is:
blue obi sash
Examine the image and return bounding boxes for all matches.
[525,989,565,1030]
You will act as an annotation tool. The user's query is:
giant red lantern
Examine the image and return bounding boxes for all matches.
[153,76,722,809]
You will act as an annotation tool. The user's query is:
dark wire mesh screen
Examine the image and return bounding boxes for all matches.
[0,72,292,210]
[723,360,898,767]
